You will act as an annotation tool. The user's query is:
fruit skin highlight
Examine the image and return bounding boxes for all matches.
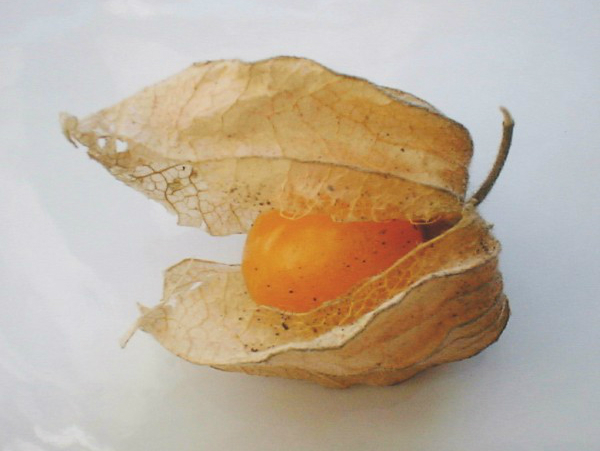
[242,211,424,312]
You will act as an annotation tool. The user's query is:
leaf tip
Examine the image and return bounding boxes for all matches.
[59,112,79,147]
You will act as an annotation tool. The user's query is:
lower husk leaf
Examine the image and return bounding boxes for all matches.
[128,207,509,387]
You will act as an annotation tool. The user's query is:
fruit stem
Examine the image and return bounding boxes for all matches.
[468,108,514,206]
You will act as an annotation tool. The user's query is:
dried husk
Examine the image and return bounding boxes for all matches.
[61,57,509,387]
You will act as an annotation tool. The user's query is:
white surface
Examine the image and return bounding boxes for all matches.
[1,1,599,450]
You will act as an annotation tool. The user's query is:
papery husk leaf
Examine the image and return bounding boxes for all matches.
[61,57,472,234]
[62,57,509,387]
[131,207,508,387]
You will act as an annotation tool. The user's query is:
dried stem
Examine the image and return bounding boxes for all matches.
[468,108,514,206]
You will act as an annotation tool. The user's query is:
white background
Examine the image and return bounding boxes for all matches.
[1,1,599,450]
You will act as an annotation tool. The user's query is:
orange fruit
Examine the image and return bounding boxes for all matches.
[242,211,423,312]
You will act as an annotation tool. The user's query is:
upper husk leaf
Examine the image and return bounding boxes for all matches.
[61,57,472,235]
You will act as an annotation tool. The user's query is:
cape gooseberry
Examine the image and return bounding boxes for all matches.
[61,57,513,387]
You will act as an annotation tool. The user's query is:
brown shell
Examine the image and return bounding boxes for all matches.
[61,57,509,387]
